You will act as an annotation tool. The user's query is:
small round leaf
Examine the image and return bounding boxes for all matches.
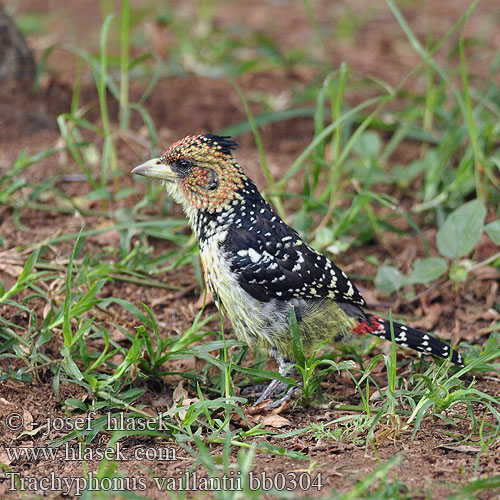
[353,131,382,159]
[375,265,405,293]
[484,219,500,245]
[436,200,486,258]
[408,257,448,284]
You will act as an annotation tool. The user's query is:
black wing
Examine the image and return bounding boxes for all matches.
[222,195,366,307]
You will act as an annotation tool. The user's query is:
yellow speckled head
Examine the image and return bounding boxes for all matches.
[132,134,245,213]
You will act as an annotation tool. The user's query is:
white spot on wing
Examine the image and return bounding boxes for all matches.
[248,248,261,263]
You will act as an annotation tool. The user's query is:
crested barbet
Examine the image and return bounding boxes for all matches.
[132,134,464,403]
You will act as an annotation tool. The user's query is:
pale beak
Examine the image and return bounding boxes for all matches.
[131,158,175,181]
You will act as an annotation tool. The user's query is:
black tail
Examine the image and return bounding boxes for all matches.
[356,314,464,367]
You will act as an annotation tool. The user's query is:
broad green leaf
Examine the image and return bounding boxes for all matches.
[409,257,448,284]
[353,131,382,159]
[484,219,500,245]
[436,200,486,258]
[375,265,405,293]
[88,187,112,201]
[314,227,335,248]
[65,398,88,411]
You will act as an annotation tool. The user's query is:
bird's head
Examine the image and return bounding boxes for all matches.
[132,134,245,213]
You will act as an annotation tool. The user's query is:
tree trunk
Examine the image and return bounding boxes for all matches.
[0,5,35,84]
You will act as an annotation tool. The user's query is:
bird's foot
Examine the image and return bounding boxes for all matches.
[242,379,302,408]
[254,379,290,404]
[240,383,268,398]
[242,361,300,408]
[259,385,302,409]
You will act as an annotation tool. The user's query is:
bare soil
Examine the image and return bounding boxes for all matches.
[1,0,500,498]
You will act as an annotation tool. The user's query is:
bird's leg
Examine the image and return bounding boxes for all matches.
[254,350,300,405]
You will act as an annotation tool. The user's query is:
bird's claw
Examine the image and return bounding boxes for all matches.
[259,385,302,409]
[254,379,288,405]
[244,379,302,408]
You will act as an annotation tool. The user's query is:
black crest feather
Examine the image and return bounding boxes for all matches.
[201,134,238,155]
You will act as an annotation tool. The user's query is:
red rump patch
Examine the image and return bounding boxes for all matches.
[352,315,386,336]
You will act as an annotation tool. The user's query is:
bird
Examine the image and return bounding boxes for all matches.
[132,134,464,404]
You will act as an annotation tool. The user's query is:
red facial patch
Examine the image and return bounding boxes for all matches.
[161,134,245,212]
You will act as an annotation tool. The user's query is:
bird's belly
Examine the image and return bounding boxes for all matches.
[199,237,287,349]
[198,236,357,358]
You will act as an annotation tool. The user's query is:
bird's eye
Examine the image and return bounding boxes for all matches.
[176,159,193,170]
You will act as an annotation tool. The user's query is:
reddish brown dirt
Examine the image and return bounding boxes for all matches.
[1,0,500,498]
